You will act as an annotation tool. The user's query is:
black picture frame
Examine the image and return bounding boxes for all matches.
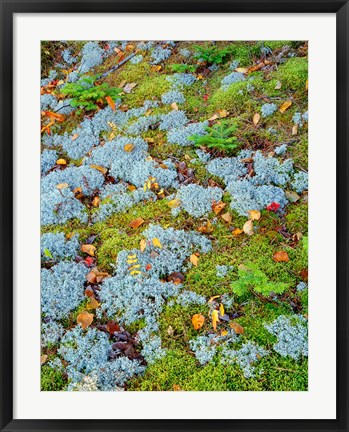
[1,1,348,431]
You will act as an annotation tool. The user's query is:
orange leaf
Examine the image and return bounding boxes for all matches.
[105,95,115,111]
[77,311,94,329]
[197,220,213,234]
[232,228,243,236]
[192,313,205,330]
[124,143,135,152]
[273,251,290,262]
[44,111,65,122]
[129,217,144,229]
[81,244,96,256]
[56,158,67,166]
[92,196,100,207]
[90,164,108,175]
[86,297,100,310]
[212,309,219,331]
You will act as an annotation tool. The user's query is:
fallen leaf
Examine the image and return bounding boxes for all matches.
[273,251,290,262]
[105,95,115,111]
[192,313,205,330]
[248,210,261,221]
[230,321,245,334]
[84,288,94,297]
[86,297,100,310]
[152,238,162,249]
[212,309,219,331]
[167,272,185,285]
[86,270,97,284]
[221,212,232,224]
[56,158,67,165]
[197,220,213,234]
[232,228,243,236]
[275,80,282,90]
[140,239,147,252]
[208,295,221,303]
[168,198,181,209]
[300,268,308,282]
[151,65,162,72]
[56,183,69,190]
[306,79,308,91]
[243,220,254,236]
[41,354,48,365]
[221,330,228,336]
[92,196,100,207]
[279,100,292,113]
[173,384,182,391]
[129,217,144,229]
[106,321,120,334]
[285,190,300,202]
[44,111,65,122]
[218,109,229,118]
[124,143,135,152]
[212,200,226,215]
[292,125,298,136]
[118,80,127,88]
[190,254,198,266]
[235,67,249,73]
[90,164,108,175]
[77,311,94,329]
[171,102,179,111]
[219,303,225,317]
[208,114,219,121]
[123,82,137,93]
[73,187,83,199]
[71,133,79,141]
[253,113,260,125]
[247,62,265,73]
[81,244,96,256]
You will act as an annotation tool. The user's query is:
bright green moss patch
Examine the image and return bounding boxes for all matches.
[274,57,308,92]
[41,365,67,391]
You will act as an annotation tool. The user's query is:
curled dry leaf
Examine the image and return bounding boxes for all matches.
[168,198,181,209]
[230,321,245,335]
[90,164,108,175]
[248,210,261,221]
[221,212,232,224]
[86,297,100,310]
[212,309,219,331]
[197,220,213,234]
[190,254,199,266]
[212,200,226,215]
[273,251,290,262]
[77,311,94,329]
[124,143,135,153]
[56,158,67,166]
[232,228,243,236]
[279,100,292,113]
[129,217,144,229]
[81,244,96,256]
[243,219,254,236]
[253,113,260,125]
[192,313,205,330]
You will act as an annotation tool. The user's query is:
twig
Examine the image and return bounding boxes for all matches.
[99,53,137,79]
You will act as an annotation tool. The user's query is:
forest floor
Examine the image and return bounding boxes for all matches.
[41,40,308,391]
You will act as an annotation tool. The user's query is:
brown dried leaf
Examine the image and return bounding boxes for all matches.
[274,81,282,90]
[41,354,48,365]
[212,200,226,215]
[71,133,79,141]
[221,212,232,224]
[171,102,179,111]
[273,251,290,262]
[253,113,260,125]
[86,297,100,310]
[230,321,245,334]
[243,219,254,236]
[92,196,100,207]
[86,271,97,284]
[197,220,213,234]
[77,311,94,329]
[129,217,144,229]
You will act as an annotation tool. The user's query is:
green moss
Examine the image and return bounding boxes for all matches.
[274,57,308,92]
[208,81,254,113]
[41,365,67,391]
[125,74,171,108]
[289,137,308,169]
[285,203,308,234]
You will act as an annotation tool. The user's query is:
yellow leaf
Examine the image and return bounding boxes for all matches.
[140,239,147,252]
[56,183,69,190]
[197,220,213,234]
[86,297,100,310]
[243,220,254,236]
[129,217,144,229]
[128,254,137,259]
[209,295,220,303]
[129,264,141,270]
[248,210,261,221]
[219,303,225,317]
[221,212,232,224]
[235,67,248,73]
[218,109,228,118]
[124,143,135,152]
[152,238,162,249]
[279,100,292,113]
[253,113,260,125]
[81,244,96,256]
[77,311,94,329]
[130,270,141,276]
[92,196,100,207]
[190,254,198,266]
[306,79,308,91]
[167,198,181,209]
[56,158,67,165]
[171,102,179,111]
[191,313,205,330]
[221,330,228,336]
[212,309,219,331]
[212,200,226,215]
